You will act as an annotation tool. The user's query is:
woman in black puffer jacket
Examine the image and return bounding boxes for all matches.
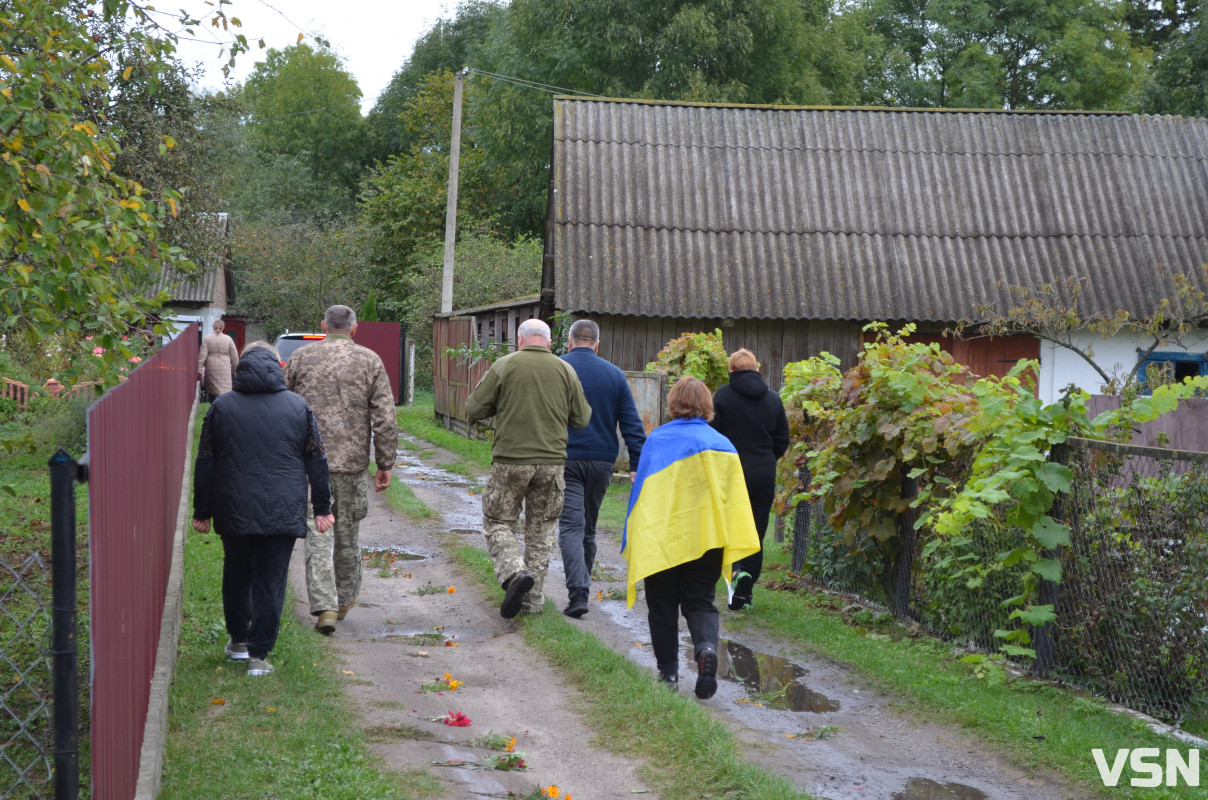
[710,349,789,611]
[192,343,334,675]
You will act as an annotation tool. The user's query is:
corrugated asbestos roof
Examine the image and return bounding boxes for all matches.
[150,213,230,304]
[549,99,1208,321]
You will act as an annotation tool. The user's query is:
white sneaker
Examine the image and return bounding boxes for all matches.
[247,657,275,676]
[224,640,249,660]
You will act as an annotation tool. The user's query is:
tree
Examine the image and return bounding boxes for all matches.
[1,0,249,391]
[240,44,365,211]
[1141,3,1208,116]
[859,0,1148,109]
[360,70,506,281]
[383,230,542,388]
[367,0,505,162]
[953,267,1208,393]
[229,221,372,341]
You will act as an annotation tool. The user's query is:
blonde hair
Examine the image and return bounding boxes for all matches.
[728,348,757,371]
[213,319,225,333]
[242,340,280,360]
[667,377,714,421]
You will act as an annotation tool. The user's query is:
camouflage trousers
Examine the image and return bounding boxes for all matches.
[481,463,565,613]
[306,470,369,614]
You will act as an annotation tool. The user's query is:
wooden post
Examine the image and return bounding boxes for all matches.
[440,68,466,314]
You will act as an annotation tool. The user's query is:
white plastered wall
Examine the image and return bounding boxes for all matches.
[1036,331,1208,405]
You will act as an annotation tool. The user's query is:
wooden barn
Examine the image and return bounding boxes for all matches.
[540,98,1208,401]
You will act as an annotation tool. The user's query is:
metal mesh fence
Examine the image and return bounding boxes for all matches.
[1054,437,1208,723]
[790,436,1208,724]
[0,553,52,799]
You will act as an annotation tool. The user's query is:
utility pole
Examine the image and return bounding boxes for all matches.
[441,68,467,314]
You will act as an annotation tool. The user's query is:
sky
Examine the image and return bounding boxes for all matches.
[172,0,458,114]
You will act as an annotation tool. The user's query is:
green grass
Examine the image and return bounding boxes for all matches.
[376,466,437,520]
[452,545,819,800]
[397,391,491,470]
[159,407,442,800]
[728,543,1196,800]
[597,480,632,532]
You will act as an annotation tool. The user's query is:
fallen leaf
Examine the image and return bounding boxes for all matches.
[267,707,276,712]
[211,698,225,705]
[341,670,355,675]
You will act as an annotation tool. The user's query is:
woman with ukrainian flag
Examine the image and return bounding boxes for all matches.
[622,377,761,698]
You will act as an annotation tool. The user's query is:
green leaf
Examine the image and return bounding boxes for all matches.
[1011,604,1056,626]
[1031,558,1063,583]
[1036,461,1072,494]
[1029,516,1071,549]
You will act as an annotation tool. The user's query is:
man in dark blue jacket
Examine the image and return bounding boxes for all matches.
[192,343,334,676]
[558,320,645,618]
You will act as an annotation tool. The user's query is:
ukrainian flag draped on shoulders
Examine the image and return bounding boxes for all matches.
[622,417,760,608]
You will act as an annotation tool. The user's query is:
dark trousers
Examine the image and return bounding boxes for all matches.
[644,547,723,676]
[558,459,615,602]
[221,534,297,660]
[732,478,775,595]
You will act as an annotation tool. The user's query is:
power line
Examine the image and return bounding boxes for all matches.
[467,68,606,99]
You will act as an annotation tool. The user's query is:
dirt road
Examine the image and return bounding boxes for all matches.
[287,435,1076,800]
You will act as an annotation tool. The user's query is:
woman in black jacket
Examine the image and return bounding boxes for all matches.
[710,349,790,611]
[192,342,334,675]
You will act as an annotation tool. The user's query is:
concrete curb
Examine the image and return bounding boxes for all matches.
[133,395,198,800]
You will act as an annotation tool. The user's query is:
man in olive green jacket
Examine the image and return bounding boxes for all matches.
[467,318,591,618]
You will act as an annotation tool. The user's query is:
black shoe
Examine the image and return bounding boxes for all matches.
[500,571,534,619]
[729,571,754,611]
[563,592,589,618]
[695,646,718,699]
[658,672,678,689]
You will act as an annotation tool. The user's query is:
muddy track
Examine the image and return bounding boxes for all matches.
[286,435,1077,800]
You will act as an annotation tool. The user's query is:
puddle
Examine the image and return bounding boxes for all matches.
[890,778,988,800]
[363,547,426,563]
[707,638,840,712]
[381,626,454,645]
[448,528,480,535]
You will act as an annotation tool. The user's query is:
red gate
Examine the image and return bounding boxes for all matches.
[352,321,404,404]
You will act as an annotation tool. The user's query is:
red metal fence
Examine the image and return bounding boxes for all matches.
[352,321,405,404]
[87,323,198,800]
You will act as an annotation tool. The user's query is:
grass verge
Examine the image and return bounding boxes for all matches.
[729,543,1192,800]
[451,544,819,800]
[397,390,491,470]
[376,466,437,520]
[159,409,442,800]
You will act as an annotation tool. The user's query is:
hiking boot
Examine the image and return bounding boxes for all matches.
[695,646,718,700]
[500,571,534,619]
[563,592,589,618]
[729,571,754,611]
[224,640,249,661]
[315,610,337,635]
[337,597,358,621]
[247,657,275,676]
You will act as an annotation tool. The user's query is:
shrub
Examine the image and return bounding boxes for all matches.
[644,329,729,392]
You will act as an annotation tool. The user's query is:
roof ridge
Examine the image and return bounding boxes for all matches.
[552,95,1158,117]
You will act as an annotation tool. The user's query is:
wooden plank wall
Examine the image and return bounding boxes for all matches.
[593,315,862,389]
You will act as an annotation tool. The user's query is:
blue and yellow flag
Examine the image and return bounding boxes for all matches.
[622,417,761,607]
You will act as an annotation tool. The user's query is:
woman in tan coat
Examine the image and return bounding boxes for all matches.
[198,319,239,398]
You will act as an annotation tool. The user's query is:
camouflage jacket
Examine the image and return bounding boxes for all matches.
[285,334,397,474]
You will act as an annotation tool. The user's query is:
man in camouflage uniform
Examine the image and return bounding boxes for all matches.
[286,305,398,634]
[467,318,591,618]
